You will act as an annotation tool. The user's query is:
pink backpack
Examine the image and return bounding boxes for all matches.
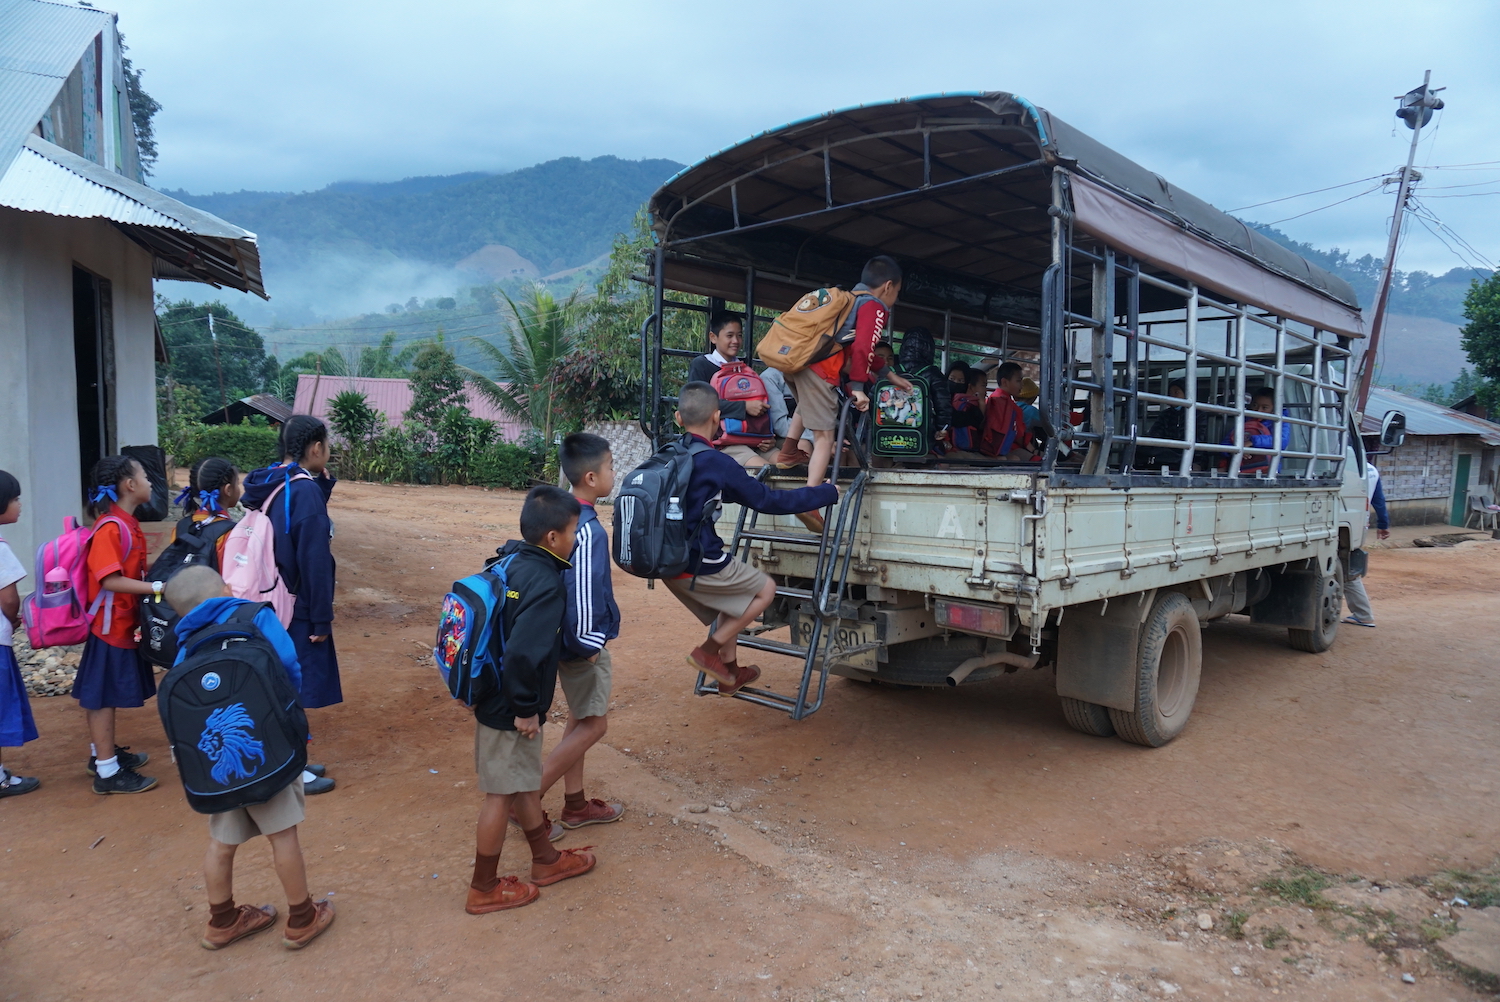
[23,515,132,648]
[221,473,309,627]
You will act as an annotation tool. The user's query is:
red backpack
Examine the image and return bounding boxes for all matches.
[979,390,1032,458]
[710,360,774,447]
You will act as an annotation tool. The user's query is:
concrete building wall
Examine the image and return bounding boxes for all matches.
[0,207,158,578]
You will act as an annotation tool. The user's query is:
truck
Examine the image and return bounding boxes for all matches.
[637,92,1388,746]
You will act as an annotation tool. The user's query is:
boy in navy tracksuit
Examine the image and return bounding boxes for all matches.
[536,434,624,829]
[165,566,335,951]
[667,382,838,695]
[467,486,596,915]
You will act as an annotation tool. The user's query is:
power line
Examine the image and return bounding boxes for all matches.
[1226,173,1385,213]
[1259,183,1385,226]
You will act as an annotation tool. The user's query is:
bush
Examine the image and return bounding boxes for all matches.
[471,441,543,490]
[162,420,280,471]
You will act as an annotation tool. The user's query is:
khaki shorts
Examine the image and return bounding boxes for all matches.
[208,780,306,845]
[789,367,840,431]
[663,559,771,627]
[558,648,612,719]
[719,443,768,467]
[474,722,545,795]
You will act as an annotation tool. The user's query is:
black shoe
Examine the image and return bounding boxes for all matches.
[303,776,335,795]
[92,768,158,795]
[0,774,41,798]
[86,746,149,776]
[305,764,327,778]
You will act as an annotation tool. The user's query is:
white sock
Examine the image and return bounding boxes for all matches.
[0,766,10,784]
[90,743,98,757]
[96,756,120,779]
[301,769,317,784]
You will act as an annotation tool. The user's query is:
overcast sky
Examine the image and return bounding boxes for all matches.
[109,0,1498,275]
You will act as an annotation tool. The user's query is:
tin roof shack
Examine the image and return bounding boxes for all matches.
[0,0,265,566]
[1361,387,1500,526]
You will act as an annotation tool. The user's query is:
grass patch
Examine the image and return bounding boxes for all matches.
[1431,865,1500,909]
[1259,866,1335,907]
[1262,925,1291,949]
[1226,910,1249,940]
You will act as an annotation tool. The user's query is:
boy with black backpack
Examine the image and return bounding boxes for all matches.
[658,383,837,693]
[162,566,335,951]
[467,486,596,915]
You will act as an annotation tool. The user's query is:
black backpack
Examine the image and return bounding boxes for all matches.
[140,516,236,669]
[612,435,716,579]
[157,603,309,814]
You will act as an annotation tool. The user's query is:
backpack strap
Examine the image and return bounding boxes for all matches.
[227,601,271,626]
[86,514,134,635]
[180,602,271,659]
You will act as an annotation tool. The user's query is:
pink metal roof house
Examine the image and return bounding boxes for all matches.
[293,374,527,442]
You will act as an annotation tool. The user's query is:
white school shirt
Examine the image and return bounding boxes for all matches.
[0,537,24,647]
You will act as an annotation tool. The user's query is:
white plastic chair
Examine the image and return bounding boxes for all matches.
[1464,493,1499,531]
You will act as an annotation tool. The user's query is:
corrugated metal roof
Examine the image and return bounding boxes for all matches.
[1362,386,1500,446]
[0,135,269,297]
[0,140,180,224]
[292,375,528,443]
[0,0,110,174]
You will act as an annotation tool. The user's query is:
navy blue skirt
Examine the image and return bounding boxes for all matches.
[71,636,156,711]
[290,619,342,709]
[0,644,39,746]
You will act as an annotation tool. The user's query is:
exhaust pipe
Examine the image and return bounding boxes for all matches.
[946,651,1040,687]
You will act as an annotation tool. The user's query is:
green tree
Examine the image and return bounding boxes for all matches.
[119,34,161,178]
[406,340,468,442]
[1459,273,1500,414]
[469,284,585,446]
[328,390,381,442]
[156,299,275,412]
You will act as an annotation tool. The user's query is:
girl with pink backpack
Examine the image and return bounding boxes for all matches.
[0,470,41,798]
[237,416,340,795]
[74,455,161,795]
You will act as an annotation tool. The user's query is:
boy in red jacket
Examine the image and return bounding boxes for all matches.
[776,256,912,530]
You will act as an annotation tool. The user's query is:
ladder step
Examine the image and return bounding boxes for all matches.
[775,585,814,600]
[735,635,813,658]
[738,529,823,545]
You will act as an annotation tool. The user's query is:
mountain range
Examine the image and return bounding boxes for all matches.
[164,158,1485,390]
[164,155,683,327]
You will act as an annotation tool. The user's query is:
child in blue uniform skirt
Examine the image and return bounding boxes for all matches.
[0,471,40,797]
[241,416,340,794]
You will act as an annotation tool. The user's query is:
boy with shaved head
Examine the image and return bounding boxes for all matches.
[666,382,837,693]
[164,566,334,951]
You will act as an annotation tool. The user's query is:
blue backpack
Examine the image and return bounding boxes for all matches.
[433,553,518,705]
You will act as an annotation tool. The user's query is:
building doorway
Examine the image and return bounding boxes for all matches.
[1450,453,1472,526]
[72,265,115,489]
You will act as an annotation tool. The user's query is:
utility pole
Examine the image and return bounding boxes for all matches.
[1357,71,1445,413]
[208,312,229,414]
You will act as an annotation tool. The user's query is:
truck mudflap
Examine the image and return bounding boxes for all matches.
[1055,594,1152,712]
[1249,557,1335,630]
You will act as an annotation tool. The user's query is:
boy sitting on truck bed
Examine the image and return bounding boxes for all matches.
[667,382,838,696]
[688,311,772,467]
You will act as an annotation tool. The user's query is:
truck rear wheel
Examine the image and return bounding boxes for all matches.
[1060,697,1115,737]
[1287,568,1342,653]
[1109,592,1202,747]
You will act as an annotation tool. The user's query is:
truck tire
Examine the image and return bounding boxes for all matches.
[1109,592,1202,747]
[1287,568,1342,653]
[1060,697,1115,737]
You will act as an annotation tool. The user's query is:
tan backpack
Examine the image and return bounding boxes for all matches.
[755,287,861,373]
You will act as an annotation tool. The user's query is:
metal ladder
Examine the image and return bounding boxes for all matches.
[693,398,871,720]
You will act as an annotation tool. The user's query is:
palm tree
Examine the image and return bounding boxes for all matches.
[468,284,584,446]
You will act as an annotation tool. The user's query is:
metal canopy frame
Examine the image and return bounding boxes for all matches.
[643,94,1356,486]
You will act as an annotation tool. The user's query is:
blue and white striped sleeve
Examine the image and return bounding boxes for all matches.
[563,521,608,659]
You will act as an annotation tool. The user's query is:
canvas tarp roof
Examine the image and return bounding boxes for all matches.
[650,92,1363,339]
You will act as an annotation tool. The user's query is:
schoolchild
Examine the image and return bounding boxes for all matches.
[75,455,159,794]
[949,366,988,453]
[517,433,627,831]
[173,457,242,566]
[667,383,838,692]
[979,361,1034,460]
[468,486,596,913]
[0,470,40,797]
[894,327,954,448]
[775,257,912,523]
[688,311,775,467]
[241,416,339,794]
[164,566,334,951]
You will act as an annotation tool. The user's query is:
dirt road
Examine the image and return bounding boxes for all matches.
[2,480,1497,1001]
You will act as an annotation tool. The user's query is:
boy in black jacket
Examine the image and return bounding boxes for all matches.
[667,382,838,695]
[467,486,596,915]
